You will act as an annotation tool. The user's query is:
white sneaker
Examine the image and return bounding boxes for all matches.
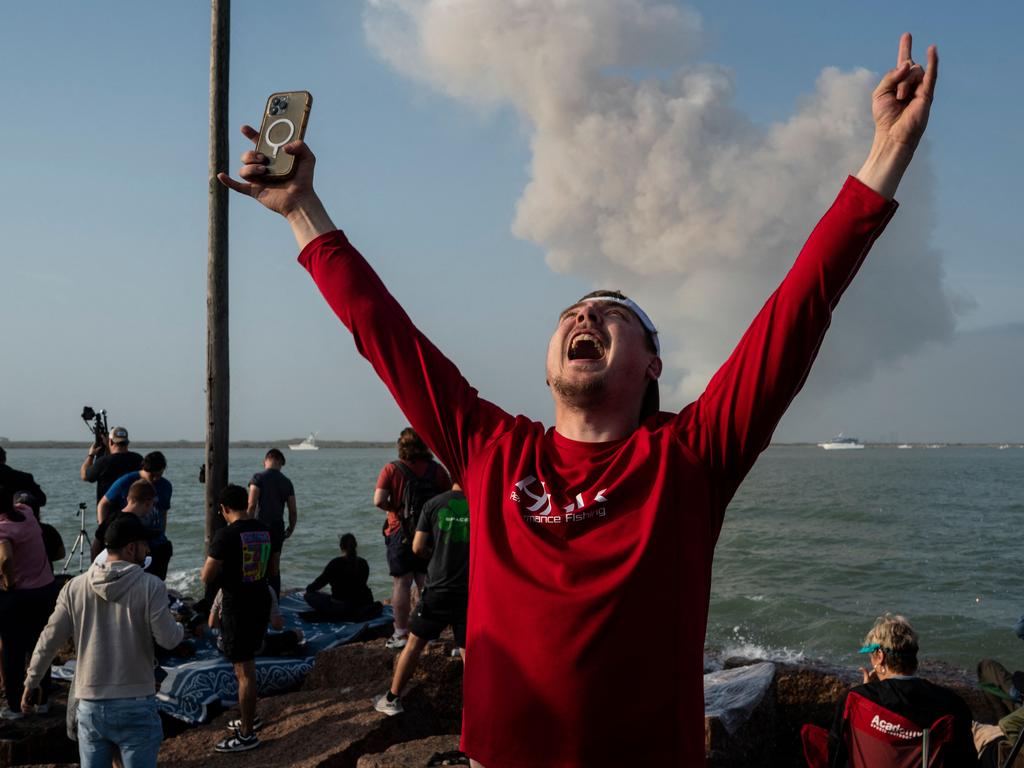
[385,633,408,650]
[373,693,404,716]
[0,705,24,720]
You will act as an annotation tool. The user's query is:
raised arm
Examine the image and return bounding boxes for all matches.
[679,34,937,517]
[855,33,938,200]
[220,128,516,480]
[217,126,333,250]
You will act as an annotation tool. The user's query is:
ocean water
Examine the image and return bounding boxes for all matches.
[7,444,1023,671]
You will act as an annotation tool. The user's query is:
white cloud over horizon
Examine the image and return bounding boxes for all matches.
[364,0,961,408]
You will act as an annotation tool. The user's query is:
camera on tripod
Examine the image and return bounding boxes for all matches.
[81,406,109,455]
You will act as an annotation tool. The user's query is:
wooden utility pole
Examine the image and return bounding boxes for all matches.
[205,0,230,553]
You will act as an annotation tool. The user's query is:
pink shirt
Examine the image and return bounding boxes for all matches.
[0,508,54,590]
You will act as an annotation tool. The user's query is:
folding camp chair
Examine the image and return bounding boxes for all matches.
[801,690,955,768]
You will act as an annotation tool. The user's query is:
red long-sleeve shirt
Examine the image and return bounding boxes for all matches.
[299,176,897,767]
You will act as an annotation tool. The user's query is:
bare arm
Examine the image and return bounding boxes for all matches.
[97,496,115,525]
[285,495,297,538]
[0,540,14,590]
[855,33,938,200]
[246,485,259,518]
[218,126,334,250]
[80,445,102,482]
[200,556,222,585]
[411,531,433,559]
[208,589,222,629]
[373,488,390,511]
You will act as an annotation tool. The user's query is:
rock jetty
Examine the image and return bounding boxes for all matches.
[0,641,1005,767]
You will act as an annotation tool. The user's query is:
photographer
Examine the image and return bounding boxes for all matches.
[80,426,142,504]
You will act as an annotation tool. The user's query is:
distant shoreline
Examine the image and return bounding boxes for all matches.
[1,440,1019,449]
[0,440,393,449]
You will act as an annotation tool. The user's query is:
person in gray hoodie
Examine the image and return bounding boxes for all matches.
[21,513,183,768]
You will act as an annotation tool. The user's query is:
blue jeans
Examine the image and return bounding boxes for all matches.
[77,696,163,768]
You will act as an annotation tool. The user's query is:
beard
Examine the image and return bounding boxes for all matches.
[549,373,607,410]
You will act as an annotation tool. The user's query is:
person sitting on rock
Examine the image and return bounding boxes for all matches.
[824,613,978,767]
[303,533,379,621]
[978,616,1024,718]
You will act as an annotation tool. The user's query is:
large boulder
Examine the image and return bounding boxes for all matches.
[356,734,462,768]
[159,636,464,768]
[704,662,778,767]
[0,682,78,767]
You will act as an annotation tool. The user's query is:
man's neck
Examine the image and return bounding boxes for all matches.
[553,401,639,442]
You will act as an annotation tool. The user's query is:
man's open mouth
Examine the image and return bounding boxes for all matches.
[567,332,606,361]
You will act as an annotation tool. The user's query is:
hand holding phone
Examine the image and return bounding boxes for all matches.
[255,91,313,180]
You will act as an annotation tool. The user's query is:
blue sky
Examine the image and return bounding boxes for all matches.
[1,2,1021,443]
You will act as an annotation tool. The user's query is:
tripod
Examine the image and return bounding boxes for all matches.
[63,502,91,574]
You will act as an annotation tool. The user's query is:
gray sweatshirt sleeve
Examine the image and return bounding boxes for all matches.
[149,581,185,649]
[24,584,74,691]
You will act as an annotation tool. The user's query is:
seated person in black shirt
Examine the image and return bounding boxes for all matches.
[826,613,978,767]
[303,533,379,621]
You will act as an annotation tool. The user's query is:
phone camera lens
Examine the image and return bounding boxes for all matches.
[271,97,281,106]
[269,106,279,115]
[279,98,289,110]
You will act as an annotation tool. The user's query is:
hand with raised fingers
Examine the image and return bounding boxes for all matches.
[871,32,939,155]
[217,125,318,218]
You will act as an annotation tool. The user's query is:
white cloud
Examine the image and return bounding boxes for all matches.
[364,0,957,405]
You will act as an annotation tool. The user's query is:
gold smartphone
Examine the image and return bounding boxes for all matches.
[255,91,313,180]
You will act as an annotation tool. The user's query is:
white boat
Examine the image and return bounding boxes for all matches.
[288,432,319,451]
[897,444,913,449]
[817,434,864,450]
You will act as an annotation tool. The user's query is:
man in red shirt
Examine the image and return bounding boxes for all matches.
[221,34,937,768]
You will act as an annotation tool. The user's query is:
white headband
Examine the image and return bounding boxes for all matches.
[580,295,660,355]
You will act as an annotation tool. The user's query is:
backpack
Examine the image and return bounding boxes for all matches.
[391,461,439,542]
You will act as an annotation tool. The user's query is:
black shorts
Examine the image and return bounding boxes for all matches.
[385,530,428,578]
[220,604,270,663]
[409,588,467,647]
[265,521,285,553]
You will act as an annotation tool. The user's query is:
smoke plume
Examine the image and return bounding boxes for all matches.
[364,0,958,404]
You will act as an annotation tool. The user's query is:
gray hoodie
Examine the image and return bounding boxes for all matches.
[25,559,184,700]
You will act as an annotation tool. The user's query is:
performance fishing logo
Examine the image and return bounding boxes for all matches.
[509,475,609,524]
[869,714,923,740]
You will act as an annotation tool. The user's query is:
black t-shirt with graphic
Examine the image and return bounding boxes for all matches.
[416,490,469,594]
[209,518,273,614]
